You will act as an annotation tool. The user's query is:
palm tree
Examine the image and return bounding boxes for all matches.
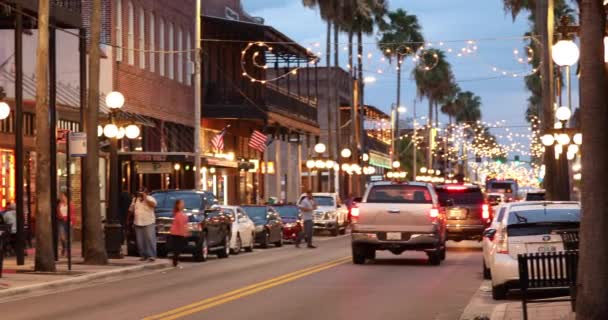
[34,0,55,272]
[440,83,461,124]
[412,49,454,167]
[454,91,482,124]
[377,9,424,148]
[83,0,108,264]
[577,0,608,316]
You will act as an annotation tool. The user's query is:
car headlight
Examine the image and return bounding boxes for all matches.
[325,212,337,220]
[255,225,264,232]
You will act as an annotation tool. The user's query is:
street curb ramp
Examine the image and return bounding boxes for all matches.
[0,261,171,299]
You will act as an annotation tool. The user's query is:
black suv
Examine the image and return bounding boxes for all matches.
[435,184,490,241]
[127,190,232,261]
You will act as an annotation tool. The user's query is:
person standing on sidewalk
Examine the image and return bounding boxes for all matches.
[129,189,157,261]
[57,192,74,257]
[169,199,188,268]
[296,191,317,249]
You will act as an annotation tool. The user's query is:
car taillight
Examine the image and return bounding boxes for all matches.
[429,208,439,218]
[350,207,360,223]
[482,204,490,219]
[496,231,508,254]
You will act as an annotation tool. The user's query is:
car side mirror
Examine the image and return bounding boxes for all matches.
[483,229,497,241]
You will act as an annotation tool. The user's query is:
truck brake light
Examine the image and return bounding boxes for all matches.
[482,204,490,219]
[496,231,509,254]
[350,206,360,223]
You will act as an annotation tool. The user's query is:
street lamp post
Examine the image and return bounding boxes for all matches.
[102,91,140,258]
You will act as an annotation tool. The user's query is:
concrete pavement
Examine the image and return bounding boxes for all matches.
[0,236,484,320]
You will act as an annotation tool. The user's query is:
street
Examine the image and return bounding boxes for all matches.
[0,237,483,320]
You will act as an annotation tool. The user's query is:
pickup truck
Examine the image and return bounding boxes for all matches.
[350,181,447,265]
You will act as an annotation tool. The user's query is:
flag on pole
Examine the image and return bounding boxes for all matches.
[249,130,269,152]
[211,125,230,152]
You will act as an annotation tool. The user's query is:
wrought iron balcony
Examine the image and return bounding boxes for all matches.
[264,84,317,123]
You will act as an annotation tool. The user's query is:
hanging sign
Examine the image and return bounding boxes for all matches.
[69,132,87,157]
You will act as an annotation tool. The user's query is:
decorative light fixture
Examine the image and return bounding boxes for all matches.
[174,163,181,171]
[420,167,427,174]
[555,106,572,122]
[306,160,315,169]
[340,148,352,158]
[103,123,119,138]
[209,167,216,174]
[397,106,406,113]
[551,40,580,66]
[0,101,10,120]
[541,134,555,146]
[392,160,400,169]
[314,159,326,169]
[556,133,571,146]
[341,163,351,171]
[105,91,125,109]
[362,153,369,162]
[573,133,582,145]
[125,124,141,139]
[314,143,326,154]
[97,125,103,137]
[116,127,126,139]
[325,160,335,169]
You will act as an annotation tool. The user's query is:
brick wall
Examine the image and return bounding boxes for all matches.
[109,0,196,127]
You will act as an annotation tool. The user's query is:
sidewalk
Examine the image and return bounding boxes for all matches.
[0,243,170,299]
[490,301,575,320]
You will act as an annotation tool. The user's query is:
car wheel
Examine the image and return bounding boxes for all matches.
[193,233,209,262]
[492,284,507,300]
[352,245,367,265]
[339,225,347,235]
[260,231,269,249]
[217,234,230,259]
[366,249,376,261]
[331,223,339,236]
[483,260,491,280]
[245,233,254,252]
[439,246,446,261]
[274,231,283,247]
[231,234,242,255]
[427,251,441,266]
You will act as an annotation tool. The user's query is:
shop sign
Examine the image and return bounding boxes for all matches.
[206,157,238,168]
[369,152,392,169]
[69,132,87,157]
[370,175,384,182]
[136,162,173,174]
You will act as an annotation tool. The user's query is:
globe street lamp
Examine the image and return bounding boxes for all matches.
[314,143,326,154]
[552,40,580,67]
[0,101,10,120]
[340,148,352,158]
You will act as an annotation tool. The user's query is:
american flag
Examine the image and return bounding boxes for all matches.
[248,130,270,152]
[211,126,230,152]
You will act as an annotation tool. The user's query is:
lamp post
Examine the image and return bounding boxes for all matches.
[391,105,406,163]
[102,91,140,258]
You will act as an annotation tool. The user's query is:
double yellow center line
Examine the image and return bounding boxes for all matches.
[144,256,350,320]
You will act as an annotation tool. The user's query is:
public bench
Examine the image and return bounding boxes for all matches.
[517,251,579,320]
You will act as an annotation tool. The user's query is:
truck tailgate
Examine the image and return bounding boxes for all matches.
[356,203,435,233]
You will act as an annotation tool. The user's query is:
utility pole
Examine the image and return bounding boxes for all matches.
[412,99,417,180]
[194,0,202,190]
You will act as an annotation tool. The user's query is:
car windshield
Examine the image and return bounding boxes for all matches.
[437,188,483,206]
[313,196,334,206]
[274,206,299,218]
[526,193,545,201]
[366,185,432,204]
[508,208,581,225]
[153,193,202,210]
[242,207,268,223]
[488,182,514,193]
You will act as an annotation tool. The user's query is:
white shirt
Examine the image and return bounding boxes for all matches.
[131,196,157,226]
[299,198,315,221]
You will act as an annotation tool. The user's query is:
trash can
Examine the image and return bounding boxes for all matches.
[0,224,9,278]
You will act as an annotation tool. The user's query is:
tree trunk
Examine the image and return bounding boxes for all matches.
[357,30,364,194]
[83,0,108,265]
[348,31,353,76]
[576,0,608,317]
[538,0,557,200]
[395,64,401,160]
[34,0,55,272]
[427,99,433,169]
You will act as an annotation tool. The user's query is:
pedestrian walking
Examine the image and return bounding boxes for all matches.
[56,192,74,257]
[129,189,158,261]
[169,199,188,268]
[296,191,317,249]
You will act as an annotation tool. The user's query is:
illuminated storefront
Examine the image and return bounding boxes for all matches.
[0,149,15,209]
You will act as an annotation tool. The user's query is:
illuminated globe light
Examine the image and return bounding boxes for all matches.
[387,172,394,179]
[209,167,216,174]
[428,169,435,175]
[103,123,119,138]
[340,148,352,158]
[0,102,10,120]
[362,153,369,162]
[306,160,315,169]
[97,125,103,137]
[435,170,441,176]
[567,151,576,160]
[420,167,427,174]
[124,124,140,139]
[341,163,351,171]
[555,106,572,122]
[392,161,400,169]
[333,163,340,171]
[116,127,125,139]
[315,160,326,169]
[554,122,563,129]
[325,160,335,169]
[174,163,181,171]
[314,143,326,154]
[367,166,376,175]
[556,133,571,146]
[399,172,407,179]
[351,164,361,172]
[541,134,555,146]
[567,144,579,155]
[573,173,582,181]
[105,91,125,109]
[573,133,582,145]
[551,40,580,66]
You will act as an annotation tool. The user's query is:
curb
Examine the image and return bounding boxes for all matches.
[0,261,170,299]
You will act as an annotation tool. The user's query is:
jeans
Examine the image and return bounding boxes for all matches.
[135,224,157,258]
[58,221,69,254]
[296,220,314,246]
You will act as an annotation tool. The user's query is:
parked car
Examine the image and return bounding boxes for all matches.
[127,190,231,262]
[220,206,256,254]
[351,181,447,265]
[481,204,507,279]
[298,193,348,236]
[241,205,284,248]
[273,205,302,242]
[435,184,491,241]
[485,201,581,299]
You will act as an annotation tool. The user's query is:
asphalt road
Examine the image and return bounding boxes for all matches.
[0,236,483,320]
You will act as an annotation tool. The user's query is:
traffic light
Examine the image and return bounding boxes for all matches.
[514,155,520,165]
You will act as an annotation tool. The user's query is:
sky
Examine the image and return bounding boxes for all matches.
[242,0,581,158]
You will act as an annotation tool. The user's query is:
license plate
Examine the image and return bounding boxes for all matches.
[386,232,402,240]
[538,245,557,253]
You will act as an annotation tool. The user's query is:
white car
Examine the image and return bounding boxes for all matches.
[484,201,581,299]
[298,193,349,236]
[481,204,508,279]
[219,206,256,254]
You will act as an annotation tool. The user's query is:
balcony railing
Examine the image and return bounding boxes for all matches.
[264,85,317,123]
[52,0,81,13]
